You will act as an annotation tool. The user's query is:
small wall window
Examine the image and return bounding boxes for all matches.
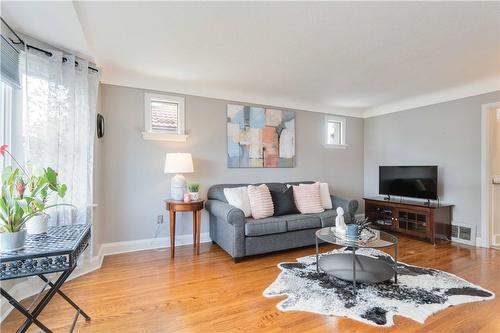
[325,115,347,148]
[142,93,187,142]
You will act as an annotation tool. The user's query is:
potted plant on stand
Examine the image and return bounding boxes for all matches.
[0,145,69,252]
[23,167,68,235]
[188,182,200,201]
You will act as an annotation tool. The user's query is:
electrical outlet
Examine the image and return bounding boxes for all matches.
[157,215,164,224]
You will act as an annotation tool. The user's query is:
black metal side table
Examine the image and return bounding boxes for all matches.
[1,224,91,333]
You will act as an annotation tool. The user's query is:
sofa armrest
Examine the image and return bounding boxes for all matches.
[205,200,246,226]
[330,195,358,216]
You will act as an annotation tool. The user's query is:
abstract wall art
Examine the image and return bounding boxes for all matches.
[227,104,295,168]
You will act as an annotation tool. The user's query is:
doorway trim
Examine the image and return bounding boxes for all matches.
[481,102,500,248]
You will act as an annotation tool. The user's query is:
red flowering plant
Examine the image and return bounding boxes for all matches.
[0,145,68,233]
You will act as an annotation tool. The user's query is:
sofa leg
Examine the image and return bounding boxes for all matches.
[233,257,243,263]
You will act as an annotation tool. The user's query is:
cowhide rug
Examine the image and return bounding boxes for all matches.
[263,248,494,327]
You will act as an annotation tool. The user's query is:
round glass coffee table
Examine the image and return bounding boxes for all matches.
[315,227,398,293]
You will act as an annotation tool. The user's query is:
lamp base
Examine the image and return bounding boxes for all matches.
[171,174,186,201]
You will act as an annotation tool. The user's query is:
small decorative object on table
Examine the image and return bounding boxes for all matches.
[0,144,71,252]
[346,224,359,240]
[353,216,375,240]
[333,207,347,235]
[331,216,377,244]
[183,192,192,203]
[188,182,200,200]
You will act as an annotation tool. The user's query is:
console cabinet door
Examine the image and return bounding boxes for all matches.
[396,208,430,238]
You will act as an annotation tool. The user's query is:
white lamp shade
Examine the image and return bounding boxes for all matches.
[164,153,194,174]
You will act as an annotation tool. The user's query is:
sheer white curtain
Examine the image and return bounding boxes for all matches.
[22,48,99,226]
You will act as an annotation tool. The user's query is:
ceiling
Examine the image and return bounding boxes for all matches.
[2,1,499,118]
[1,1,93,60]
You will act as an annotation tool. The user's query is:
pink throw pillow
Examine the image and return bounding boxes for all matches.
[247,184,274,219]
[292,182,325,214]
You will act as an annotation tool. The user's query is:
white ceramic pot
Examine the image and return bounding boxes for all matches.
[0,229,27,252]
[190,192,199,201]
[26,214,49,235]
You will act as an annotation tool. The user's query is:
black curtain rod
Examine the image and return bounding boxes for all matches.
[1,17,99,73]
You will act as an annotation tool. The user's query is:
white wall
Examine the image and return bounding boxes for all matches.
[364,91,500,237]
[492,109,500,244]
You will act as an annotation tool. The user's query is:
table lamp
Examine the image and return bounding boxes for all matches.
[164,153,194,200]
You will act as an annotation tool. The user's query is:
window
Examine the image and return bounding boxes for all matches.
[325,115,347,148]
[0,81,22,169]
[0,82,13,169]
[143,93,187,141]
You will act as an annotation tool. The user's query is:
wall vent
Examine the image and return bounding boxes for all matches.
[451,224,476,246]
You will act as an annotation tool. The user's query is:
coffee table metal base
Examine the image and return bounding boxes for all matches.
[315,237,398,294]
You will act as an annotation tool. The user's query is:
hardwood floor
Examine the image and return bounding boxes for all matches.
[2,237,500,333]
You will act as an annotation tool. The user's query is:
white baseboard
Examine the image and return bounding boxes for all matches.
[0,232,211,321]
[474,237,485,248]
[493,234,500,247]
[474,235,500,248]
[101,233,211,256]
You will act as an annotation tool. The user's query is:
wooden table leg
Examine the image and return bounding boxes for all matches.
[196,210,202,255]
[192,211,197,250]
[169,210,176,258]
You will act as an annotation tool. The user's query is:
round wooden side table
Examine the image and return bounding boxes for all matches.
[165,199,205,258]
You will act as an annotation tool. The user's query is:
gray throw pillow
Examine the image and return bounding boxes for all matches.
[270,187,300,216]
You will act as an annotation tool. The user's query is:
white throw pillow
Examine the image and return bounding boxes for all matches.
[319,183,333,209]
[224,187,252,217]
[300,182,332,209]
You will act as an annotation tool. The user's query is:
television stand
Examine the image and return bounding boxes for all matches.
[364,197,453,244]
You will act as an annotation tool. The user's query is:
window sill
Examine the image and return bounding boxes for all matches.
[324,143,349,149]
[142,132,188,142]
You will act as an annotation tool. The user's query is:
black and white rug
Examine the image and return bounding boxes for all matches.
[263,248,494,327]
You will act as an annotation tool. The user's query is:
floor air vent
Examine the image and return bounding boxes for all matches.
[451,224,476,246]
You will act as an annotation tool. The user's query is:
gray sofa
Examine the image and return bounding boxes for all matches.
[206,182,359,262]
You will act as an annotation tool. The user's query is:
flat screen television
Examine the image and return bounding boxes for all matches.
[379,166,438,200]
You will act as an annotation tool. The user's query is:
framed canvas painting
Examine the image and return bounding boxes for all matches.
[227,104,295,168]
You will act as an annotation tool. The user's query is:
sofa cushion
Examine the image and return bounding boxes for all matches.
[292,182,324,214]
[270,187,300,216]
[286,214,322,231]
[245,217,287,236]
[208,182,310,202]
[320,183,333,209]
[318,209,337,227]
[224,187,252,217]
[248,184,274,219]
[298,182,332,209]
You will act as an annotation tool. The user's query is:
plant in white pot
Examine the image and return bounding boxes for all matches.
[23,168,68,235]
[188,182,200,201]
[0,145,69,252]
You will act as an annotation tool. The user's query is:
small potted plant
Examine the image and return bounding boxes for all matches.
[23,167,68,235]
[0,145,69,252]
[188,182,200,201]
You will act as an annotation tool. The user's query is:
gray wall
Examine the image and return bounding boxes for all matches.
[99,84,364,243]
[364,91,500,237]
